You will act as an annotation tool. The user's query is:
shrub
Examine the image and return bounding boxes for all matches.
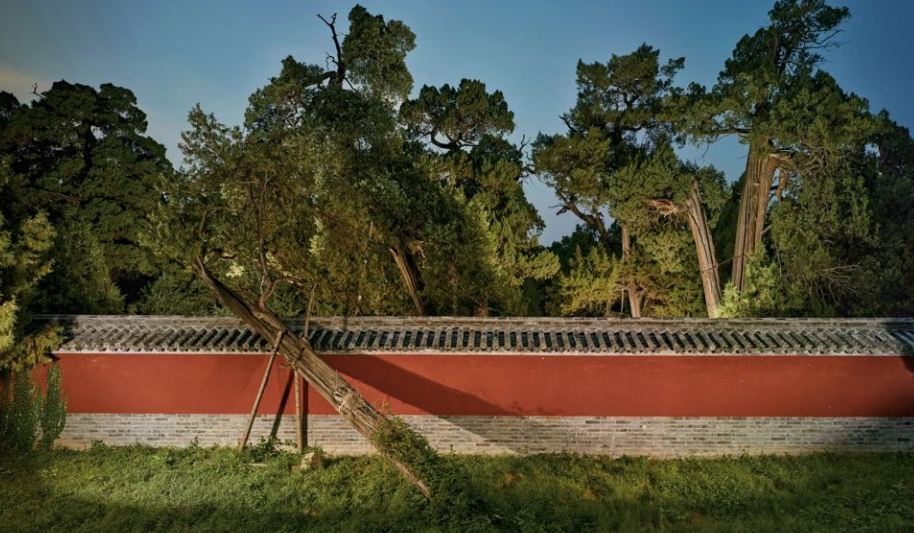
[0,364,67,452]
[40,365,67,449]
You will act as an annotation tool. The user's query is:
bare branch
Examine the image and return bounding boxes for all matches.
[428,127,461,151]
[317,12,346,87]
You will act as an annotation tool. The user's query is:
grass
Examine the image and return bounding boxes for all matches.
[1,444,913,532]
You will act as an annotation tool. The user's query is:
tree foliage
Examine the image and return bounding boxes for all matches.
[675,0,875,295]
[402,78,557,315]
[161,5,555,319]
[0,211,59,371]
[2,0,914,322]
[0,83,173,310]
[534,45,724,317]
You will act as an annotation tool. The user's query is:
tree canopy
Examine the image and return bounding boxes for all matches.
[0,82,173,313]
[1,0,913,336]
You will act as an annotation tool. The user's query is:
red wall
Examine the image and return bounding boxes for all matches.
[56,352,914,418]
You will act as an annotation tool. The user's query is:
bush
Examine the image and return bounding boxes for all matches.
[0,364,67,452]
[40,364,67,449]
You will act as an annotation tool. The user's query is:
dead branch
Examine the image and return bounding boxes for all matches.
[317,12,346,87]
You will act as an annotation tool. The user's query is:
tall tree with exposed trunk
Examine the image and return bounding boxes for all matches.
[618,142,728,318]
[676,0,873,294]
[152,5,544,497]
[534,45,721,317]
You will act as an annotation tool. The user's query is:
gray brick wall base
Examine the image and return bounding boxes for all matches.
[57,413,914,456]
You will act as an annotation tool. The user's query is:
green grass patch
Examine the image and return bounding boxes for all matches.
[1,445,913,532]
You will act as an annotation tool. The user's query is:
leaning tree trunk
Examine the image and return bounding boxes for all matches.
[683,179,722,317]
[621,226,642,318]
[192,257,431,497]
[390,245,425,316]
[731,145,779,293]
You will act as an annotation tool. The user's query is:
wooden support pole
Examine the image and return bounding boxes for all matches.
[271,369,294,439]
[297,284,315,454]
[294,374,303,453]
[239,331,284,451]
[194,258,432,498]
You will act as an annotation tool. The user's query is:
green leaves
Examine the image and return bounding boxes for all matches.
[0,80,172,309]
[0,211,58,370]
[401,79,514,151]
[536,43,722,317]
[569,44,683,135]
[343,5,416,102]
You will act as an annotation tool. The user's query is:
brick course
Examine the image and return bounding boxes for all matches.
[57,413,914,456]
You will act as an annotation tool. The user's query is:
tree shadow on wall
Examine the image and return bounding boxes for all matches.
[333,356,613,455]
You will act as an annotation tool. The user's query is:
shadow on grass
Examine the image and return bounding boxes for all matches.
[12,444,914,533]
[6,496,437,533]
[6,451,914,533]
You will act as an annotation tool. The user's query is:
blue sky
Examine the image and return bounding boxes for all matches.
[2,0,912,243]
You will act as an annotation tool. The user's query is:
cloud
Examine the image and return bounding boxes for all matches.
[0,63,48,102]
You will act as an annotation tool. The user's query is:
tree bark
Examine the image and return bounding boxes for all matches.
[683,179,722,318]
[731,144,778,292]
[192,256,431,498]
[621,226,642,318]
[390,245,425,315]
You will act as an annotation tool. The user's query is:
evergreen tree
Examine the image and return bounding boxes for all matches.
[534,45,722,317]
[401,79,557,315]
[0,83,173,310]
[676,0,874,295]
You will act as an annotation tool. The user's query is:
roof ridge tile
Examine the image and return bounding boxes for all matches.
[39,315,914,356]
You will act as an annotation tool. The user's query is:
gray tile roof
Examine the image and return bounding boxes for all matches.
[37,315,914,356]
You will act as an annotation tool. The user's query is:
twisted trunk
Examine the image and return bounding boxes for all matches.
[390,245,425,315]
[647,179,721,317]
[731,145,779,292]
[621,226,642,318]
[683,180,721,317]
[192,256,431,497]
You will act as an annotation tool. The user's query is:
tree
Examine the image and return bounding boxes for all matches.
[859,118,914,315]
[0,96,60,371]
[754,115,914,317]
[612,140,728,317]
[401,79,558,315]
[0,211,58,372]
[157,5,445,497]
[0,82,173,309]
[534,45,721,317]
[676,0,874,295]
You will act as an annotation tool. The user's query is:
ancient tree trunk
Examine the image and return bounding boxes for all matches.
[621,226,642,318]
[647,179,721,318]
[390,245,425,316]
[192,257,431,497]
[731,145,778,292]
[683,179,722,318]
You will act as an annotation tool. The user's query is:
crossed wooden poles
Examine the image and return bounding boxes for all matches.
[193,256,431,497]
[238,329,305,453]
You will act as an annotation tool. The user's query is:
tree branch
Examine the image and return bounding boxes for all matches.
[318,12,346,87]
[429,127,461,151]
[556,195,609,242]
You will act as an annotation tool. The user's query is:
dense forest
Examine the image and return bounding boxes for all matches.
[3,0,914,369]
